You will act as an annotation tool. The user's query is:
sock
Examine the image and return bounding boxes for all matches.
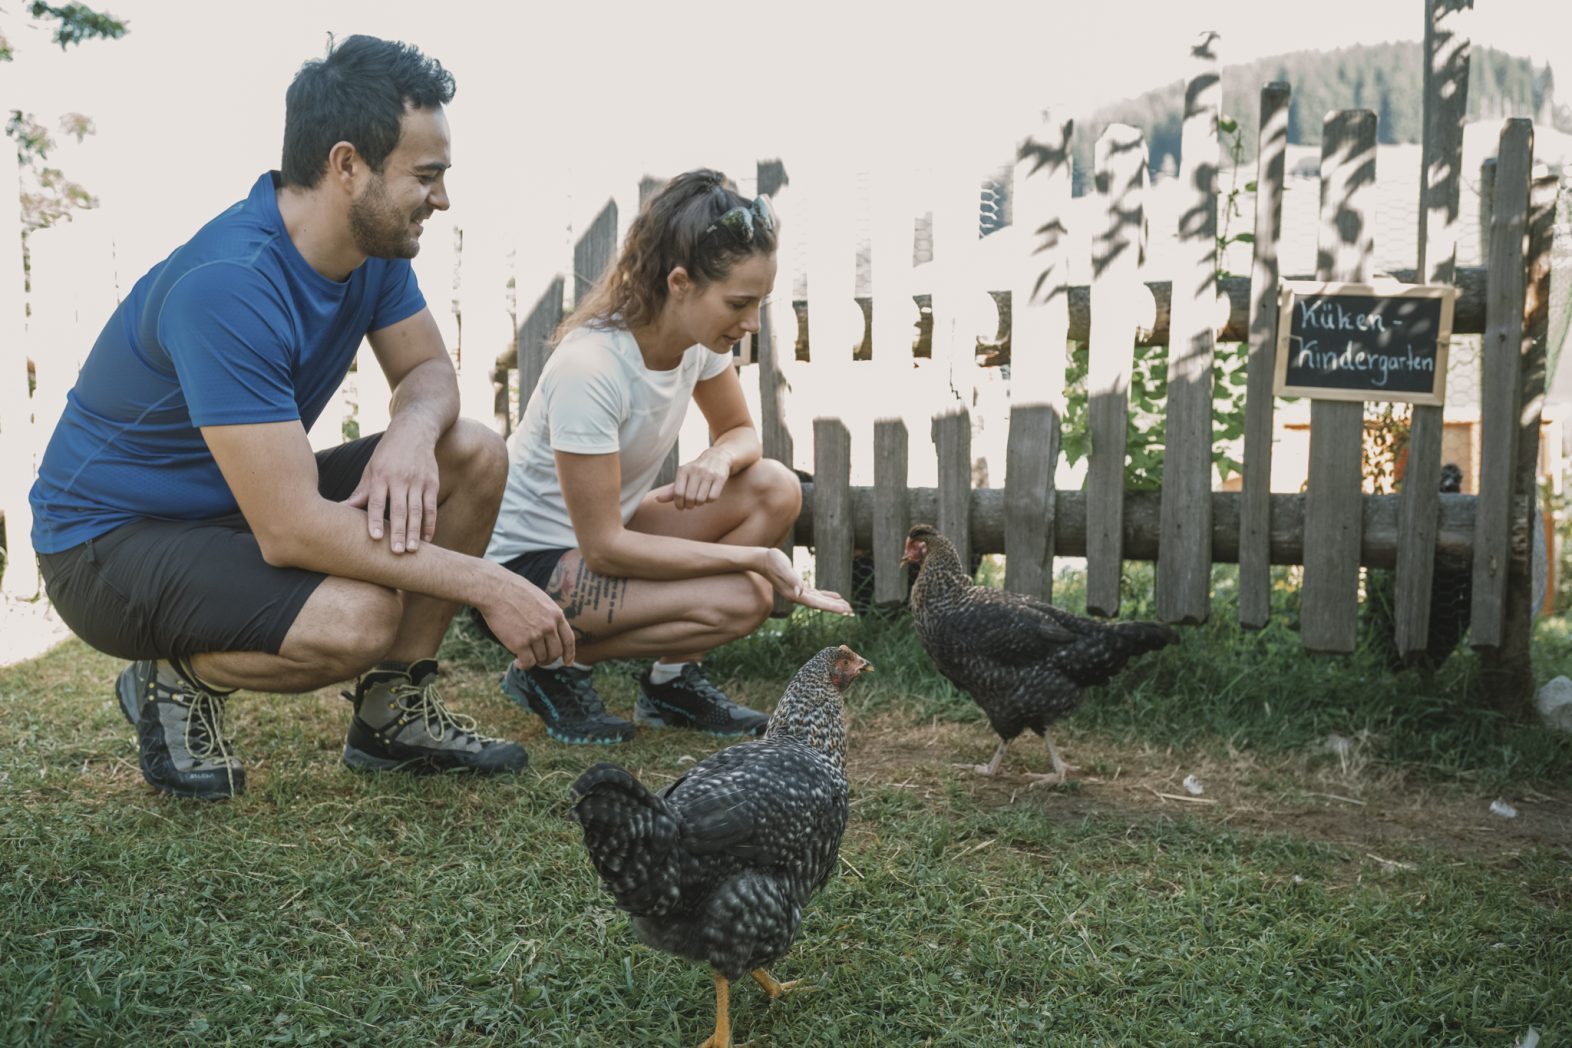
[648,660,693,685]
[537,658,565,671]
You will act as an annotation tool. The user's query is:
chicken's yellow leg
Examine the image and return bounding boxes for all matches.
[697,972,730,1048]
[751,968,799,998]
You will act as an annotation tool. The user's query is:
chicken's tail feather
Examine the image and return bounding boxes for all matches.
[1060,620,1180,686]
[570,762,684,917]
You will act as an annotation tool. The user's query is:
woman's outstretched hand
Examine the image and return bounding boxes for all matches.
[760,548,853,616]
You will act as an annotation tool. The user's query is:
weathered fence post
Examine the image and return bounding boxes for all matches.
[1301,109,1377,653]
[1239,82,1291,628]
[805,161,858,598]
[1471,119,1534,650]
[515,276,564,411]
[1004,110,1073,601]
[1395,0,1472,656]
[1158,30,1222,625]
[871,161,915,604]
[1085,124,1146,617]
[756,162,797,616]
[931,166,977,571]
[1483,168,1558,700]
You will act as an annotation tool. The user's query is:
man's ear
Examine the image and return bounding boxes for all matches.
[328,141,361,192]
[667,266,694,300]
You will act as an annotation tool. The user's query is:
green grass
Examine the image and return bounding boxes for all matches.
[3,566,1569,1046]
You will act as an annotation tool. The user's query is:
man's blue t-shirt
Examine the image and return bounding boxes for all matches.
[29,171,426,554]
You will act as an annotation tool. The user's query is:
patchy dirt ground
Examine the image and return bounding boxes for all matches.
[846,710,1572,860]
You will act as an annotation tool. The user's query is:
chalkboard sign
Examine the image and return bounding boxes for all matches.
[1273,281,1455,405]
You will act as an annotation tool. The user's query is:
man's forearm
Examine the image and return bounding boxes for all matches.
[261,495,505,607]
[385,358,459,443]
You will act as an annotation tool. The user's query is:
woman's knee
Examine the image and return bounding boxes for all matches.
[738,457,802,519]
[687,573,772,638]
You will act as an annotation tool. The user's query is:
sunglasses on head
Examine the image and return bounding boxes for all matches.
[702,195,778,246]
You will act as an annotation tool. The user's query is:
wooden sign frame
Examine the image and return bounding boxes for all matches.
[1274,280,1455,405]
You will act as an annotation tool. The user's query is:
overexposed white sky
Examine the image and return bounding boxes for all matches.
[5,0,1567,299]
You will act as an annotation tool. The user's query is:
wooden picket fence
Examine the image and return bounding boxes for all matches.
[0,6,1556,697]
[491,10,1554,693]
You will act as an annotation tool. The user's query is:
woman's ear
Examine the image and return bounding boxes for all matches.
[667,266,693,300]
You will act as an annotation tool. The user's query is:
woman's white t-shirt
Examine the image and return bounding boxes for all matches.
[486,323,733,562]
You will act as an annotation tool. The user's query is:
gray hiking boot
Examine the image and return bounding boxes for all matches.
[116,660,245,800]
[342,659,527,774]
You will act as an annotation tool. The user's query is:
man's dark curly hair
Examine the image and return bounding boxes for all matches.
[280,34,454,188]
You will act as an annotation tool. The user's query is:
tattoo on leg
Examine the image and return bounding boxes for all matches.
[547,553,627,628]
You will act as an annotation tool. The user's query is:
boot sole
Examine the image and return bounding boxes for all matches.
[342,744,526,775]
[633,707,763,737]
[140,764,243,800]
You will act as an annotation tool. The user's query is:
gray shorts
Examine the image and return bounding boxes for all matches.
[37,434,382,661]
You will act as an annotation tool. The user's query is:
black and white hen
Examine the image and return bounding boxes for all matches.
[569,645,872,1048]
[903,523,1178,783]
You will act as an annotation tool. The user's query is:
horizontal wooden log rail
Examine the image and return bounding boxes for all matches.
[1091,264,1491,350]
[793,485,1489,571]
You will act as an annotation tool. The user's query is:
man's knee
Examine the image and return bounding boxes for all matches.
[288,583,402,678]
[438,417,507,496]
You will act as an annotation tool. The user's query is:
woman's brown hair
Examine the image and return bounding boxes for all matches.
[553,169,779,344]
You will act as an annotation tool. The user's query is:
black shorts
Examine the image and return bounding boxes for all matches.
[38,434,383,661]
[501,547,572,592]
[469,547,571,645]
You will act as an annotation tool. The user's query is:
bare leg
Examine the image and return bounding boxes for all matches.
[751,968,799,998]
[191,578,401,692]
[697,972,731,1048]
[961,739,1009,777]
[624,458,799,663]
[190,419,506,691]
[384,418,507,662]
[543,551,772,665]
[533,458,798,665]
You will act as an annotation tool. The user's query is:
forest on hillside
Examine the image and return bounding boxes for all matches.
[1070,43,1560,190]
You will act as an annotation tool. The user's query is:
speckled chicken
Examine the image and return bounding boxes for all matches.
[569,645,871,1048]
[902,523,1178,783]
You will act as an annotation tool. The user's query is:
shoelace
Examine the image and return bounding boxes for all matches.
[392,678,500,744]
[183,689,239,794]
[561,672,611,718]
[680,666,736,707]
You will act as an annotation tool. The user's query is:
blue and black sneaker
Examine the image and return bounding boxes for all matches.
[633,663,769,737]
[501,663,635,745]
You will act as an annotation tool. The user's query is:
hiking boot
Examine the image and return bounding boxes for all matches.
[501,663,634,745]
[633,663,769,737]
[115,660,245,800]
[342,659,527,774]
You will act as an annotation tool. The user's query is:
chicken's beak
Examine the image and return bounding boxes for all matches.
[898,539,920,567]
